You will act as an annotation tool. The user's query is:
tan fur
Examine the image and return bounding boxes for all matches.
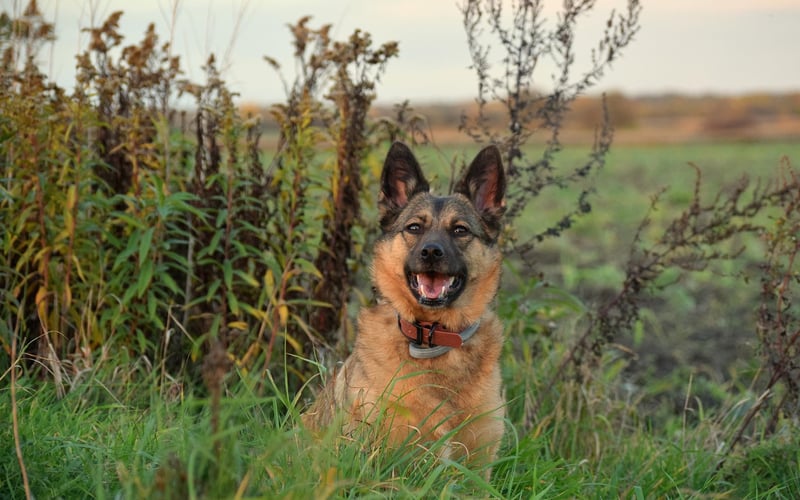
[302,143,506,471]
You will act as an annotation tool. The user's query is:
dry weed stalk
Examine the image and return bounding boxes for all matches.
[460,0,641,256]
[718,160,800,468]
[527,164,800,428]
[267,18,399,354]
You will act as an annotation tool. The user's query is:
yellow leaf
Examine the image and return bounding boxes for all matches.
[66,185,77,211]
[35,287,49,329]
[71,254,87,282]
[278,304,289,327]
[264,269,275,296]
[228,321,248,331]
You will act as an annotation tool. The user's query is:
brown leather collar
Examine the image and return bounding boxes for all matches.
[397,316,468,348]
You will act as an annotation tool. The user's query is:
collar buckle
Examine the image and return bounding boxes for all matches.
[414,321,438,347]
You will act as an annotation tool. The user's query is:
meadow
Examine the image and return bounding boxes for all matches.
[2,3,800,499]
[4,141,799,498]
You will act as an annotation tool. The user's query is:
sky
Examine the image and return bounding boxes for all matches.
[9,0,800,104]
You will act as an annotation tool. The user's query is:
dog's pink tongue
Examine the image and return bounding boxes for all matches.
[418,273,451,299]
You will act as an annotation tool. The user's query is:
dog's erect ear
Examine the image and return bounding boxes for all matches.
[454,145,506,239]
[379,142,430,229]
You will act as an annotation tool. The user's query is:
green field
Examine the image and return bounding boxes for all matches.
[4,140,799,498]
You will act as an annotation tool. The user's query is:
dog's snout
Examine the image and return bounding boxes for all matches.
[420,242,445,262]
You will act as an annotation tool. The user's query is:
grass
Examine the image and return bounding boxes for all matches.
[0,370,686,497]
[3,140,800,498]
[4,356,798,498]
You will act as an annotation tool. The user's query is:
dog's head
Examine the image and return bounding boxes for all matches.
[372,142,506,326]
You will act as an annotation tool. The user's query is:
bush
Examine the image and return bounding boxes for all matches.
[0,6,397,393]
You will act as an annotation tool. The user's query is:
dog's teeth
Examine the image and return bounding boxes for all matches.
[413,273,459,300]
[413,274,427,296]
[438,277,453,298]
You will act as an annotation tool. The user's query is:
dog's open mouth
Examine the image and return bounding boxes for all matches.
[408,272,464,306]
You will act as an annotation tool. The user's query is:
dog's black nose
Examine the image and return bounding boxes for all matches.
[420,242,445,262]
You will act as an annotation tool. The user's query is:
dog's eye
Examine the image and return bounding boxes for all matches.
[406,223,422,234]
[453,225,470,236]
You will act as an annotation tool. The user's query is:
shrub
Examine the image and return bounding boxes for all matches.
[0,6,398,393]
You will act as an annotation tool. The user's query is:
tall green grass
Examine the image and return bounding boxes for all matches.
[5,330,799,498]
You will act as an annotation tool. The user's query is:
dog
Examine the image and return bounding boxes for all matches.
[303,141,506,471]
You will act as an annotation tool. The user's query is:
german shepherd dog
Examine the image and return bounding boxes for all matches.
[303,141,506,470]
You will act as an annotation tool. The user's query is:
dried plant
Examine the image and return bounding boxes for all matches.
[460,0,641,255]
[310,29,398,347]
[719,160,800,466]
[527,164,800,426]
[266,18,398,356]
